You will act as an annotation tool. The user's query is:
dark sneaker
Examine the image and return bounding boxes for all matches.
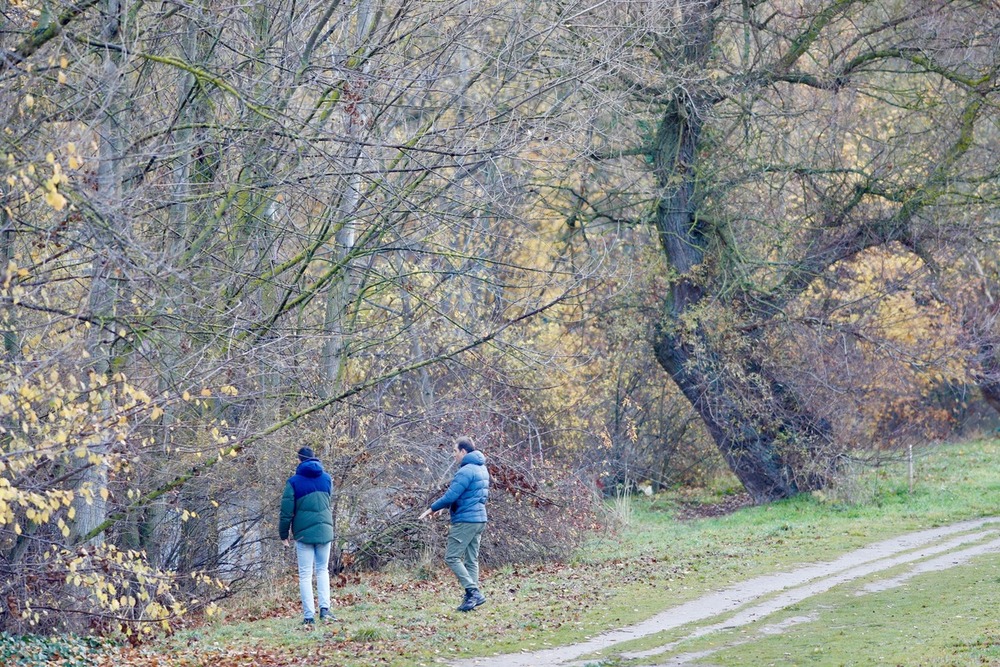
[319,607,334,621]
[457,588,486,612]
[301,617,315,628]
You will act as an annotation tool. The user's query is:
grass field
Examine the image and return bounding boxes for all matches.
[8,438,1000,666]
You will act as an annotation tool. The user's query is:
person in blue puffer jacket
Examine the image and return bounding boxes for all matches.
[419,436,490,612]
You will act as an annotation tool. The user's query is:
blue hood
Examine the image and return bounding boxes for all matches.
[296,459,325,478]
[461,450,486,467]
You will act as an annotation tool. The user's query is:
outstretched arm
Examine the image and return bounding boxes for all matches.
[420,471,471,519]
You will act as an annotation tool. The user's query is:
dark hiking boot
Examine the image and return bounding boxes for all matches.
[319,607,335,621]
[457,588,486,612]
[301,617,315,628]
[456,589,474,612]
[471,589,486,608]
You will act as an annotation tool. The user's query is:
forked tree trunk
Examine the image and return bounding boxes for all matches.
[648,0,827,502]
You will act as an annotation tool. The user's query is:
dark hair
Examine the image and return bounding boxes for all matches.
[297,446,316,462]
[455,437,476,453]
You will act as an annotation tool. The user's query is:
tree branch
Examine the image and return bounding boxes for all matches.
[0,0,101,74]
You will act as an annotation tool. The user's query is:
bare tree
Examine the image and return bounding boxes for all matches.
[0,0,607,630]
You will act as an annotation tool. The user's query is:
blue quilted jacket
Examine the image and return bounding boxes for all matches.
[430,450,489,523]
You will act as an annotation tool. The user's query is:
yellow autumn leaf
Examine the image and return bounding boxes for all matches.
[44,188,66,211]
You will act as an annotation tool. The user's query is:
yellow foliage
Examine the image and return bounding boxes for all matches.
[0,329,231,630]
[791,246,969,447]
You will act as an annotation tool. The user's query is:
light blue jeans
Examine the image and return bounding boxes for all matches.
[295,541,331,620]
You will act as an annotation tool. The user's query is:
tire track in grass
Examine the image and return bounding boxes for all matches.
[623,534,1000,666]
[451,517,1000,667]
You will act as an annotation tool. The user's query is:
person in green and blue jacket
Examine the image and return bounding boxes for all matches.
[279,446,334,625]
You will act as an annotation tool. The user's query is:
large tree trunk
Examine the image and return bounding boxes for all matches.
[653,326,833,502]
[648,1,826,502]
[71,0,124,545]
[320,0,376,397]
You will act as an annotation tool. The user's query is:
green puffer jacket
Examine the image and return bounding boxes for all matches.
[278,459,334,544]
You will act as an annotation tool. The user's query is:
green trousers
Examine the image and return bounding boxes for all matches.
[444,521,486,591]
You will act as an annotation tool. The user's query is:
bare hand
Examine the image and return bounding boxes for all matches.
[283,539,290,547]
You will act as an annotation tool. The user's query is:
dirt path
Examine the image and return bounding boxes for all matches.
[451,517,1000,667]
